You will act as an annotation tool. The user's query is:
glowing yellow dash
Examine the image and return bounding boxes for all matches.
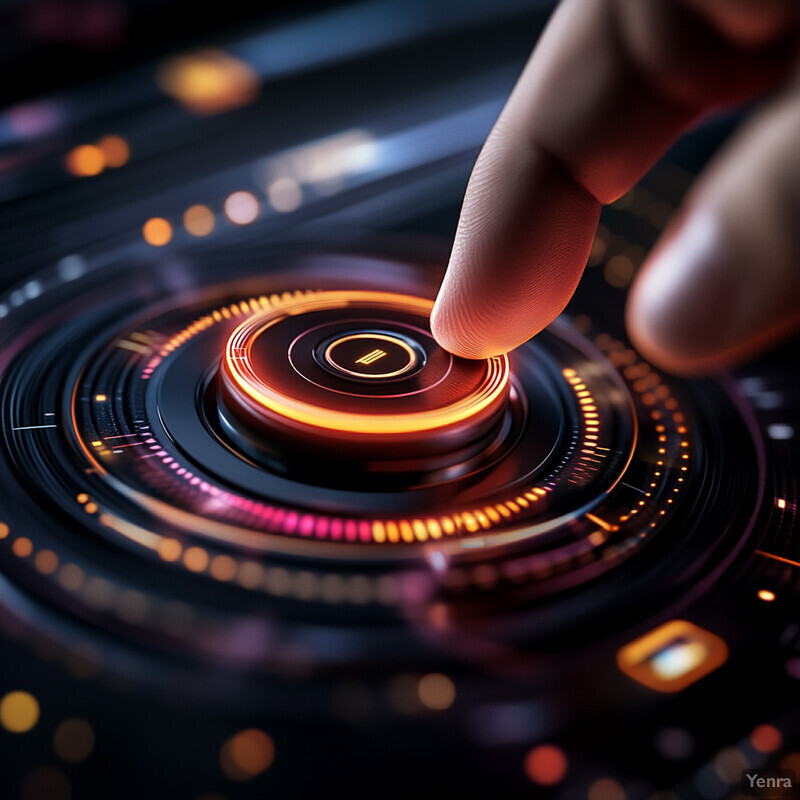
[586,512,618,532]
[399,521,414,543]
[116,338,151,354]
[95,394,107,402]
[91,441,102,447]
[355,348,387,366]
[386,522,400,543]
[757,589,776,602]
[777,499,786,509]
[755,551,800,569]
[426,519,442,539]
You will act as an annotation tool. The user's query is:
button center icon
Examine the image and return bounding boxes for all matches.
[354,348,388,366]
[321,331,424,381]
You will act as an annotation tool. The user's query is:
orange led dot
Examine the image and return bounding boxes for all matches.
[750,724,782,754]
[757,589,776,602]
[142,217,173,247]
[525,744,568,786]
[0,522,9,539]
[158,538,182,562]
[97,135,130,168]
[183,204,215,236]
[220,728,275,781]
[65,144,104,177]
[12,537,33,558]
[84,502,98,514]
[77,493,89,504]
[417,673,455,710]
[183,546,209,572]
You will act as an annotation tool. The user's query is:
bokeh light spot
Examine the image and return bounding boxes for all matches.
[751,724,783,754]
[417,673,455,710]
[142,217,173,247]
[588,777,626,800]
[224,191,259,225]
[0,691,40,733]
[65,144,104,177]
[183,204,215,236]
[54,718,95,763]
[524,744,568,785]
[97,135,130,167]
[220,728,275,781]
[266,178,302,213]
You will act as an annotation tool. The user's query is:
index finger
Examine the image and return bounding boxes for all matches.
[431,0,795,358]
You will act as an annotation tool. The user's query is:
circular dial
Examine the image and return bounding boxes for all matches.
[0,252,703,595]
[0,246,786,797]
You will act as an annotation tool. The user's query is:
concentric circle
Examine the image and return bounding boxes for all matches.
[0,250,763,666]
[321,330,423,381]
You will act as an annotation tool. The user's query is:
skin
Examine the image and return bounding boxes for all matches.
[430,0,800,375]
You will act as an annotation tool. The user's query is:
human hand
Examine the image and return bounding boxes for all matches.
[430,0,800,374]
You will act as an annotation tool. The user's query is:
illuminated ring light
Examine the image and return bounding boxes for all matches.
[221,291,510,445]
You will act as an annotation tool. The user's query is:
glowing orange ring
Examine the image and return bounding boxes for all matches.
[224,290,510,436]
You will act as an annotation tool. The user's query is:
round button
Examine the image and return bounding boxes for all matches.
[321,331,423,381]
[216,290,510,470]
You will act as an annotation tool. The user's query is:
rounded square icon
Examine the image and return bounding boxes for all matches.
[616,620,729,692]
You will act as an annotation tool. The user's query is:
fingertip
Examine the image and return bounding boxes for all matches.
[430,290,506,359]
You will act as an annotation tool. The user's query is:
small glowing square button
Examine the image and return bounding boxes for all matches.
[616,620,729,693]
